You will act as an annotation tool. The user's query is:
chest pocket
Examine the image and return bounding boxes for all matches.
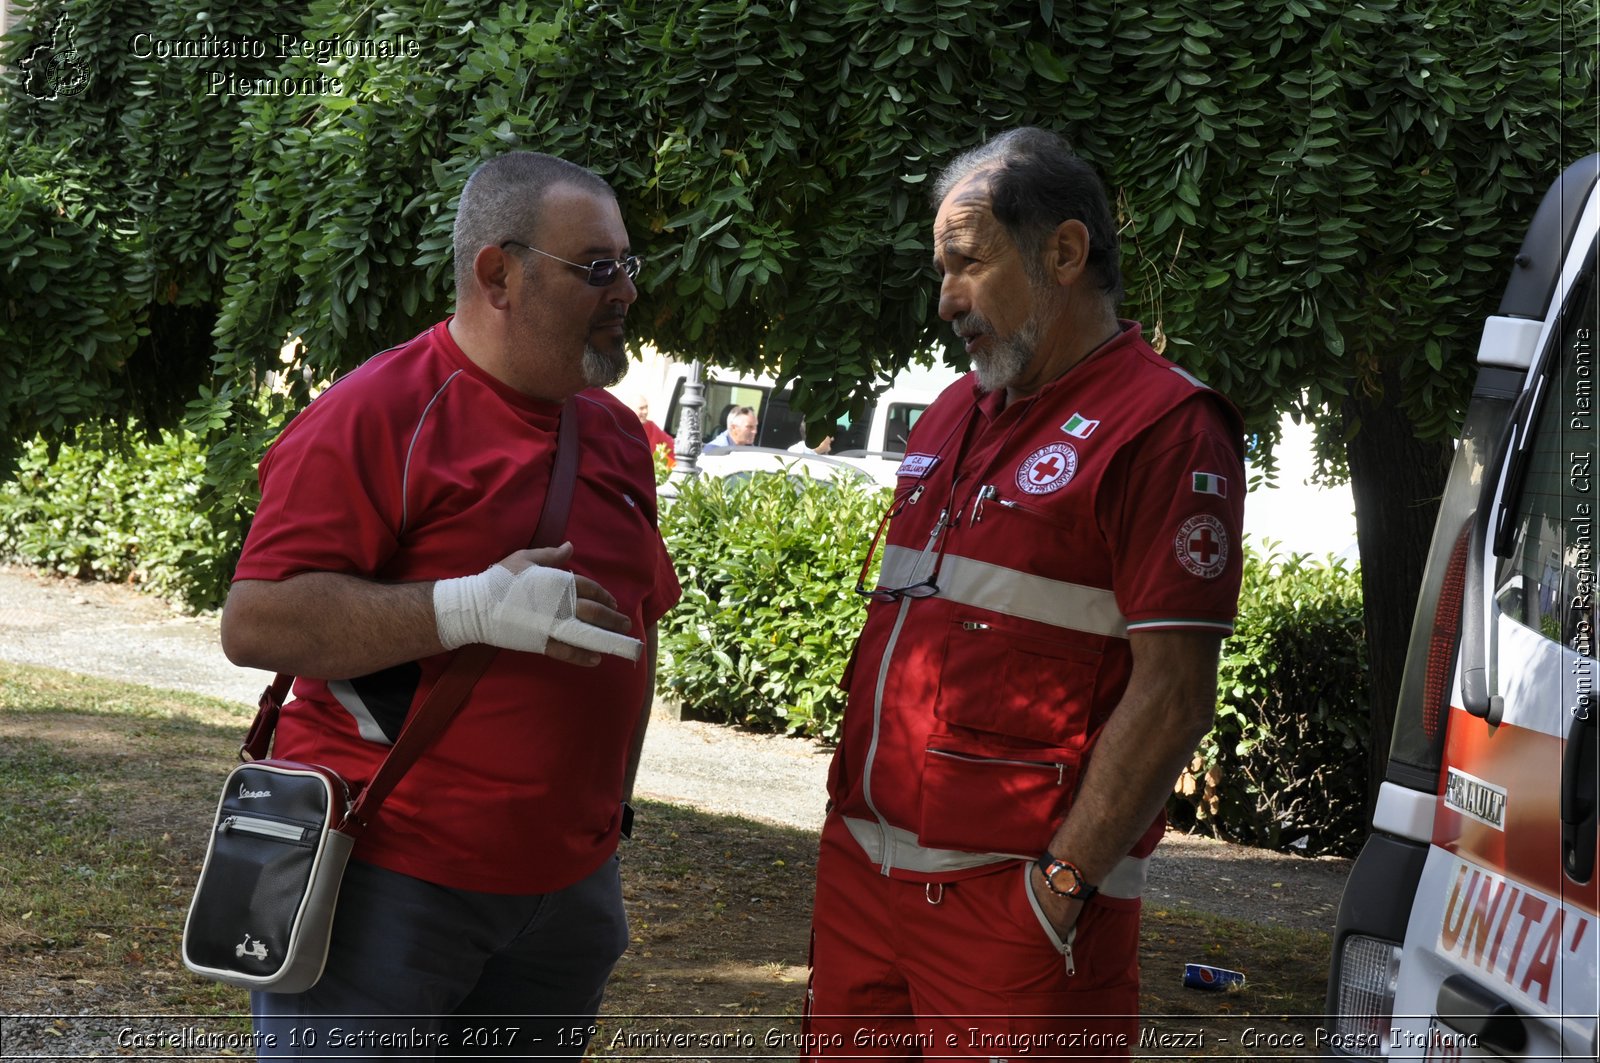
[932,617,1101,746]
[917,617,1104,855]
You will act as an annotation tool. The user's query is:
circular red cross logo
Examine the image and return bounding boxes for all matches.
[1016,442,1079,495]
[1174,514,1228,578]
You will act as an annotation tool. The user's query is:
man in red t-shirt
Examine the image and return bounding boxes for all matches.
[632,395,676,467]
[222,153,679,1057]
[803,128,1245,1057]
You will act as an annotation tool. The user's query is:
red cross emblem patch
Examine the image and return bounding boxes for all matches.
[1174,514,1229,578]
[1016,442,1079,495]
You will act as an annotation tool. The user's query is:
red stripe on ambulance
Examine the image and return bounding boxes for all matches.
[1434,709,1600,916]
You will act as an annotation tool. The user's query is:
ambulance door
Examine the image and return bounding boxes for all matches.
[1388,215,1599,1059]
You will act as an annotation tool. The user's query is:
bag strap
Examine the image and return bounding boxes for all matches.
[241,396,582,837]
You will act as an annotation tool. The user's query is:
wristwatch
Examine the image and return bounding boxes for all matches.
[1036,854,1099,902]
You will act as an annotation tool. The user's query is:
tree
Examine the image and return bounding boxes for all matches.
[4,0,1596,807]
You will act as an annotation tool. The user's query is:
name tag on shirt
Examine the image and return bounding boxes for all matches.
[896,453,941,479]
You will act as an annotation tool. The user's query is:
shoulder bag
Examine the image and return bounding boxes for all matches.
[181,399,578,993]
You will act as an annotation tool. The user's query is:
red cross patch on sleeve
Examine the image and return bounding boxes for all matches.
[1174,514,1229,578]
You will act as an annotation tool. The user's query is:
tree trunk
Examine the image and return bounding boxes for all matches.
[1342,361,1455,821]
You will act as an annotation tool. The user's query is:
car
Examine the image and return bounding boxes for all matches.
[1321,154,1600,1060]
[657,444,881,500]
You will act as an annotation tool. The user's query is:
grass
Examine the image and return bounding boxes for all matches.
[0,661,1333,1057]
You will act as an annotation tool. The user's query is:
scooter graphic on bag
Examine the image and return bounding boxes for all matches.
[235,933,269,961]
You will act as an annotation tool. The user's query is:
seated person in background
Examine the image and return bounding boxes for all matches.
[706,406,758,447]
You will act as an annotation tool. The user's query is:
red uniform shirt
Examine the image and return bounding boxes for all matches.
[234,320,680,894]
[828,324,1245,884]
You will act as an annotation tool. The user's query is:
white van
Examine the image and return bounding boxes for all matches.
[653,361,961,487]
[1322,155,1599,1060]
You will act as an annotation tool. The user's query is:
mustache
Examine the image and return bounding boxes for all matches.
[954,314,994,340]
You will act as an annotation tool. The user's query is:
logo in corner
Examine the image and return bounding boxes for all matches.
[1174,514,1228,578]
[22,14,92,101]
[1016,442,1078,495]
[235,933,270,962]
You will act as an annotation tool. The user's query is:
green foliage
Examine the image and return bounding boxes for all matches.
[650,441,673,486]
[1170,545,1370,856]
[0,0,1591,809]
[0,429,241,612]
[7,0,1592,510]
[658,472,887,739]
[0,0,309,474]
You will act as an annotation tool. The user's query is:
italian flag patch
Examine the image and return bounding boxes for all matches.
[1191,472,1228,497]
[1060,413,1100,438]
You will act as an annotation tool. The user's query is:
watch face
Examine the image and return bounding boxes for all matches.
[1042,858,1083,896]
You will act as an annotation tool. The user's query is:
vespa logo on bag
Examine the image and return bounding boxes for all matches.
[238,783,272,800]
[235,933,269,962]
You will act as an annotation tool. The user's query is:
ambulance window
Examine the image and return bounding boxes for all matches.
[884,403,927,456]
[1493,266,1600,652]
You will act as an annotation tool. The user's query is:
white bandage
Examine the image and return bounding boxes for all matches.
[433,564,643,661]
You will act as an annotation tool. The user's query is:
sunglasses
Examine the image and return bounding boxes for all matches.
[500,241,643,287]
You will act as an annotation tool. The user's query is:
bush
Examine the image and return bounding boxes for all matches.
[658,471,886,740]
[0,428,241,612]
[1170,545,1370,856]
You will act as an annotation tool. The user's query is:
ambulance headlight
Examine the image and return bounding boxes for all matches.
[1329,935,1402,1058]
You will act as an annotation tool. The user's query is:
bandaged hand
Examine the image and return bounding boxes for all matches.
[432,544,642,662]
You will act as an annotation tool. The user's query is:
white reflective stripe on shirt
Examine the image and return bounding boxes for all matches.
[842,815,1150,899]
[878,544,1129,639]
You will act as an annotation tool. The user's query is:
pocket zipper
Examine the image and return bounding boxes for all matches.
[927,747,1067,785]
[221,815,311,843]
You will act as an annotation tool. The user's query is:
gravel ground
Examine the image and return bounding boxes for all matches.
[0,560,1352,939]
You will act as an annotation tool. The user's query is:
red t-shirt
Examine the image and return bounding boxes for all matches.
[643,419,675,467]
[234,320,680,893]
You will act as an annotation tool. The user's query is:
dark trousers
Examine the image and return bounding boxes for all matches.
[253,854,628,1060]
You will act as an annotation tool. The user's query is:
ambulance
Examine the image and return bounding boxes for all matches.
[1322,155,1599,1059]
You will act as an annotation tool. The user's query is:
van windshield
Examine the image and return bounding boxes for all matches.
[1492,262,1600,650]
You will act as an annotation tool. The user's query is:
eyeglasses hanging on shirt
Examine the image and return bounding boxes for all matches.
[855,395,1037,602]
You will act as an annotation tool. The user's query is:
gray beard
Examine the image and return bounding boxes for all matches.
[582,343,628,389]
[971,316,1041,394]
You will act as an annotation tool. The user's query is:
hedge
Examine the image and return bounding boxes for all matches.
[656,469,887,741]
[1170,545,1369,856]
[0,428,241,612]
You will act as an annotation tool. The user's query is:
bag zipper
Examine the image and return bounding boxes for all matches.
[221,815,312,843]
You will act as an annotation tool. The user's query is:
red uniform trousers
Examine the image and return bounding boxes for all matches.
[803,816,1140,1061]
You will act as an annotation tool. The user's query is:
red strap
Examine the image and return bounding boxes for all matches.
[239,674,293,761]
[243,397,582,837]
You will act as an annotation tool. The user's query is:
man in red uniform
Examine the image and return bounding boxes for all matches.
[633,395,676,467]
[221,152,679,1057]
[805,128,1245,1057]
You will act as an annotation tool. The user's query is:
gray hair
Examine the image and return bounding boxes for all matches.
[726,405,756,428]
[452,152,615,296]
[933,127,1123,305]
